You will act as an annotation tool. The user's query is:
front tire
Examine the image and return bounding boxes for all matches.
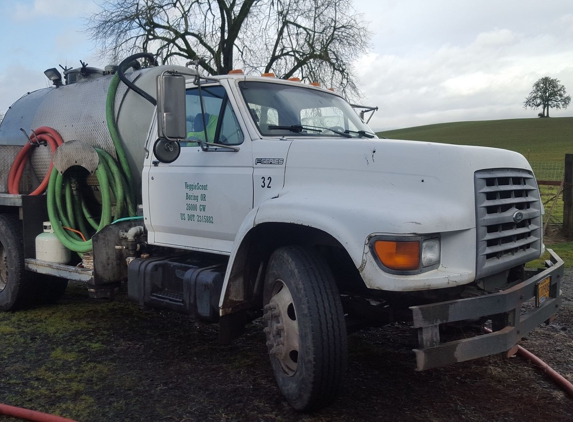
[0,214,32,311]
[263,246,347,411]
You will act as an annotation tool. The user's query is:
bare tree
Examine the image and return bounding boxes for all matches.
[88,0,369,97]
[524,76,571,118]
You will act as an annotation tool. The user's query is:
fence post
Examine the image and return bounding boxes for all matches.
[563,154,573,237]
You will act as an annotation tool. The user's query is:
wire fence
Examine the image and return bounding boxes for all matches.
[530,162,565,231]
[530,161,564,182]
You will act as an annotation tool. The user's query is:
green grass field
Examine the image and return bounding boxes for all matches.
[379,116,573,266]
[378,117,573,162]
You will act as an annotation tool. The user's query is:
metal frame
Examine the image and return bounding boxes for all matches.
[25,258,93,282]
[0,195,22,207]
[411,248,563,371]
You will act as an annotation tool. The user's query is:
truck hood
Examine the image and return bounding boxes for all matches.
[261,137,533,235]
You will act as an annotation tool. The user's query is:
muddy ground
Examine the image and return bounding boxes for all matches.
[0,273,572,422]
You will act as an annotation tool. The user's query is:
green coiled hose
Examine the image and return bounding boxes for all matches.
[105,72,137,210]
[47,57,144,253]
[46,147,135,253]
[47,149,113,253]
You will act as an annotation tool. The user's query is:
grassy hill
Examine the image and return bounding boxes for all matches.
[378,117,573,162]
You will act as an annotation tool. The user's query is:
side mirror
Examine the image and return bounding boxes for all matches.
[156,73,186,142]
[153,138,180,164]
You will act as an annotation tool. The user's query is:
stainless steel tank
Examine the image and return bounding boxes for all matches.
[0,64,194,197]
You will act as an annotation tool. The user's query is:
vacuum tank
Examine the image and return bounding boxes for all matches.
[0,63,194,197]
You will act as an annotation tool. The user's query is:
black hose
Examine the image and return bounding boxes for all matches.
[117,53,159,106]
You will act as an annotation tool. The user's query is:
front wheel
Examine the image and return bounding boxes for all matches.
[263,246,347,411]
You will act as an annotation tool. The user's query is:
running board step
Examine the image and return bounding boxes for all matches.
[25,258,93,282]
[151,290,184,303]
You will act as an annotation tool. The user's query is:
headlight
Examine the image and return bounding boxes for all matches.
[421,238,440,267]
[370,235,440,274]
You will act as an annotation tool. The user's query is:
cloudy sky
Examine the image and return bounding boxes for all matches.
[1,0,572,131]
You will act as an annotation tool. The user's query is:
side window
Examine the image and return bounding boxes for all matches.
[219,102,244,145]
[183,86,244,146]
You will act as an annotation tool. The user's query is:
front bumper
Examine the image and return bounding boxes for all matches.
[411,249,563,371]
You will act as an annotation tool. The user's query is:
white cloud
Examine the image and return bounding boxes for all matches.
[0,66,49,114]
[352,3,573,131]
[474,29,518,48]
[12,0,98,20]
[442,72,494,97]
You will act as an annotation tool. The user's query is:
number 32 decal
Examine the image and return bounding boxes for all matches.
[261,176,272,188]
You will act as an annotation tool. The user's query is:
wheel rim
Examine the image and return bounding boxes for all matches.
[264,279,300,376]
[0,242,7,292]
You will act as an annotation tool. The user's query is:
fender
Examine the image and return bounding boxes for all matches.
[219,206,259,315]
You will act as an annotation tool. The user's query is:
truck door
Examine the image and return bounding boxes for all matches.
[145,85,253,254]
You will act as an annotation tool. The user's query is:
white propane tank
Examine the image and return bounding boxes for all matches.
[36,221,71,264]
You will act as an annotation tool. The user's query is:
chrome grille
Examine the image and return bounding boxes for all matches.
[475,169,542,279]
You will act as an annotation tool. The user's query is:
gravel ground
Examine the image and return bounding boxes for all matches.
[0,273,572,422]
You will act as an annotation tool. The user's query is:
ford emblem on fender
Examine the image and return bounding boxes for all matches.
[513,211,524,223]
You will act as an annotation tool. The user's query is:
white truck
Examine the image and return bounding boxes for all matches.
[0,54,564,411]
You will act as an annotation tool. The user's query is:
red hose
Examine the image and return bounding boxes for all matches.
[8,127,64,195]
[483,327,573,398]
[516,344,573,398]
[0,403,76,422]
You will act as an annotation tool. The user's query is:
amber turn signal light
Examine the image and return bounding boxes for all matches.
[374,240,420,271]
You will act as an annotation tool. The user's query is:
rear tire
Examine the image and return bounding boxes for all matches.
[0,214,32,311]
[263,245,347,411]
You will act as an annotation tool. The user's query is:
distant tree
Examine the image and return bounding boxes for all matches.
[0,112,4,124]
[88,0,370,97]
[524,77,571,117]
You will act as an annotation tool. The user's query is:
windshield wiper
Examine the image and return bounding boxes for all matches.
[344,129,375,138]
[268,124,356,138]
[301,125,352,138]
[268,125,322,133]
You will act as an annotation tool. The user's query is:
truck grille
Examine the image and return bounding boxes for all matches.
[475,169,542,279]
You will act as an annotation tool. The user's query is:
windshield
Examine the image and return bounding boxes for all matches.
[239,81,377,138]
